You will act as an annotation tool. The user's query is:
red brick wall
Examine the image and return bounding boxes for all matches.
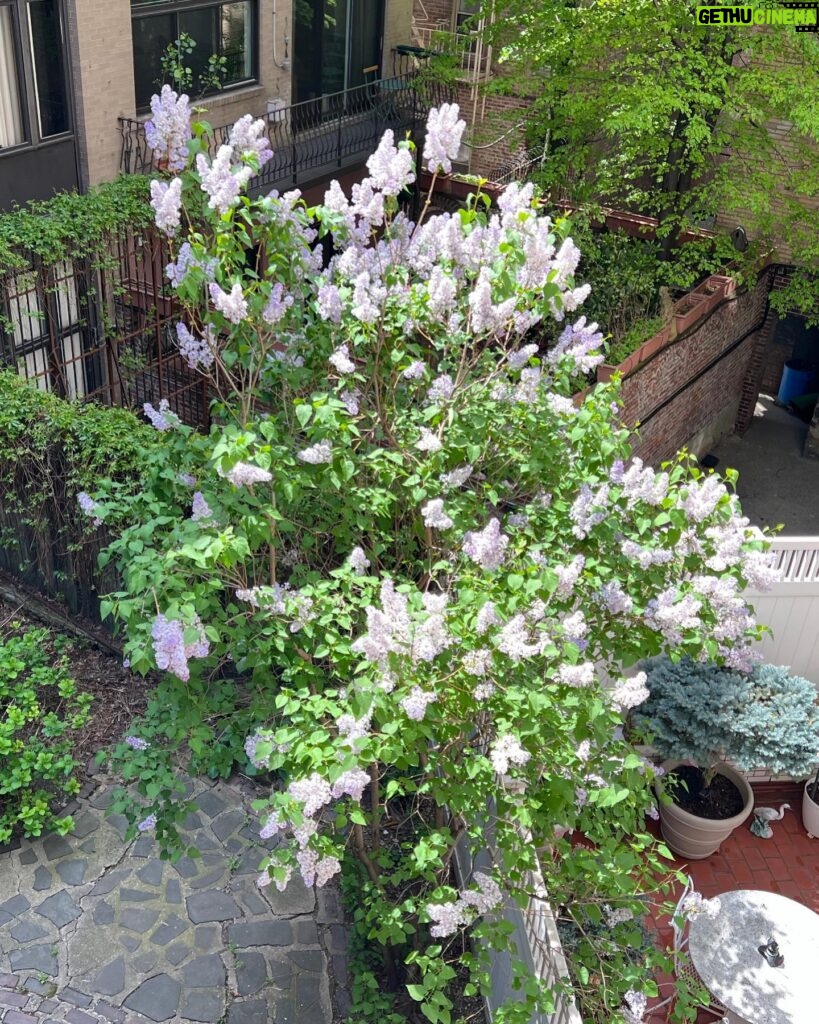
[458,89,531,180]
[619,271,771,465]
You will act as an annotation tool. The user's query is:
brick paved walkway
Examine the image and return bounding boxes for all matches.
[0,777,347,1024]
[647,781,817,1023]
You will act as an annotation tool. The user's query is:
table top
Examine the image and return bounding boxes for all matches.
[688,889,819,1024]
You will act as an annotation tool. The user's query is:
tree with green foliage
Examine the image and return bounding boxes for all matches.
[485,0,819,318]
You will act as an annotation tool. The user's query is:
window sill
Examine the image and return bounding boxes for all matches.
[135,81,271,120]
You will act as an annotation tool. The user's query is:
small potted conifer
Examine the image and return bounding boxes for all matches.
[633,658,819,859]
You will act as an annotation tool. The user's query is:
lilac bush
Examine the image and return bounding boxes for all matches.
[88,93,778,1023]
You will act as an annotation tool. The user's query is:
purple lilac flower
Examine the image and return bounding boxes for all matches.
[548,317,604,373]
[340,390,360,415]
[423,103,466,174]
[597,581,634,615]
[125,736,150,750]
[556,662,595,687]
[77,492,103,527]
[176,322,216,370]
[144,86,191,171]
[209,282,248,324]
[507,343,539,370]
[288,773,333,818]
[366,130,415,195]
[259,812,284,840]
[427,374,454,403]
[427,266,458,319]
[462,518,508,571]
[165,243,217,288]
[191,491,212,522]
[400,686,438,721]
[228,114,273,166]
[218,461,273,487]
[317,284,343,323]
[460,872,503,914]
[476,601,499,634]
[151,614,209,682]
[197,146,254,213]
[137,814,158,832]
[263,282,294,325]
[143,399,178,431]
[495,614,541,662]
[150,178,183,236]
[297,440,333,464]
[330,767,370,801]
[245,731,271,769]
[402,360,426,380]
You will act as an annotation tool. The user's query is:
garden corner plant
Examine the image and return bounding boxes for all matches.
[0,625,92,842]
[83,89,782,1023]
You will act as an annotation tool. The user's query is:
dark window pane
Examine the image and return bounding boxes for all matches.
[28,0,68,137]
[0,5,26,147]
[132,11,174,110]
[220,2,252,83]
[178,7,217,87]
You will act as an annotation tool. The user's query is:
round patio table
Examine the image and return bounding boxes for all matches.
[688,889,819,1024]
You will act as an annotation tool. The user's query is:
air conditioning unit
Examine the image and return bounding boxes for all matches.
[267,98,287,123]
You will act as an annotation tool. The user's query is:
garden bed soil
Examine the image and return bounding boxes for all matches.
[666,765,745,820]
[0,597,149,784]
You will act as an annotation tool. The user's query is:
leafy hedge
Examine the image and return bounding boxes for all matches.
[0,371,156,617]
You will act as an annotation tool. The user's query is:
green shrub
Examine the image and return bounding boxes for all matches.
[605,315,666,368]
[0,625,92,842]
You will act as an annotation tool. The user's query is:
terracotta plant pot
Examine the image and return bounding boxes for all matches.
[655,761,753,860]
[802,779,819,838]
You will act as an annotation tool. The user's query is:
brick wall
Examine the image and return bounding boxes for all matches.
[70,0,291,187]
[459,89,531,179]
[618,271,772,465]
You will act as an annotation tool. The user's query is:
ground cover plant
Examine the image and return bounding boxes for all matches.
[82,90,779,1023]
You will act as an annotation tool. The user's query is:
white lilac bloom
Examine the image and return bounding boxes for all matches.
[622,990,647,1024]
[330,768,370,801]
[680,892,721,919]
[297,440,333,465]
[460,872,503,914]
[176,322,216,370]
[217,461,273,487]
[473,681,496,701]
[400,685,438,722]
[462,518,509,571]
[259,812,284,840]
[597,581,634,615]
[570,483,610,539]
[494,614,541,662]
[462,649,492,676]
[421,498,453,530]
[144,86,191,171]
[77,492,103,527]
[489,734,530,775]
[426,900,470,938]
[427,374,455,403]
[440,464,473,490]
[209,282,248,324]
[227,114,273,165]
[556,662,595,687]
[416,427,442,453]
[143,399,179,431]
[555,556,585,597]
[365,130,415,195]
[475,601,500,634]
[150,178,183,236]
[197,146,254,213]
[611,672,650,711]
[329,344,355,374]
[427,265,458,319]
[348,546,371,576]
[288,773,333,818]
[423,103,466,174]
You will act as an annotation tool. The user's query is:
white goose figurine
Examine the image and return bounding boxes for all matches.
[750,803,790,839]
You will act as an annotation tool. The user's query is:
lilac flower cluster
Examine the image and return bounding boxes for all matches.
[125,736,150,750]
[423,103,466,174]
[494,614,542,662]
[137,814,158,833]
[489,734,531,775]
[570,483,610,539]
[151,613,210,682]
[297,440,333,464]
[421,498,453,530]
[427,374,454,403]
[348,546,371,575]
[621,989,647,1024]
[191,491,212,522]
[399,685,438,721]
[176,322,216,370]
[144,86,191,172]
[209,282,248,324]
[143,399,179,431]
[150,179,183,236]
[610,672,650,711]
[217,461,273,487]
[329,344,355,374]
[197,146,254,214]
[440,464,472,490]
[228,114,273,166]
[366,130,415,195]
[166,242,217,288]
[77,492,103,527]
[262,283,294,325]
[462,518,509,571]
[554,554,585,597]
[547,316,604,373]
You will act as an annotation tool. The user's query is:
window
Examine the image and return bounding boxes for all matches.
[131,0,256,112]
[0,0,70,150]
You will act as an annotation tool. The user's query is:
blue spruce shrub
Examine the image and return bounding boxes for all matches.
[634,657,819,777]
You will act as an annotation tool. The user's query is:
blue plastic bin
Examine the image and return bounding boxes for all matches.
[777,360,815,405]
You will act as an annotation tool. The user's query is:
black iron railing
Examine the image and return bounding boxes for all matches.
[119,73,452,195]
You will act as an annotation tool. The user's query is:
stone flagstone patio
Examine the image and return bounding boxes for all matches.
[0,776,347,1024]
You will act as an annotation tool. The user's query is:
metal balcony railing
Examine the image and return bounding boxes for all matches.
[412,24,492,83]
[119,73,453,195]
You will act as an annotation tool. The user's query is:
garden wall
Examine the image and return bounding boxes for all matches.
[614,269,772,466]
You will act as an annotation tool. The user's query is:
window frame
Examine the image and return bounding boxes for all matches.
[131,0,259,114]
[0,0,72,156]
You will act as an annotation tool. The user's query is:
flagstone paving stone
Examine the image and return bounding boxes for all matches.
[0,777,347,1023]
